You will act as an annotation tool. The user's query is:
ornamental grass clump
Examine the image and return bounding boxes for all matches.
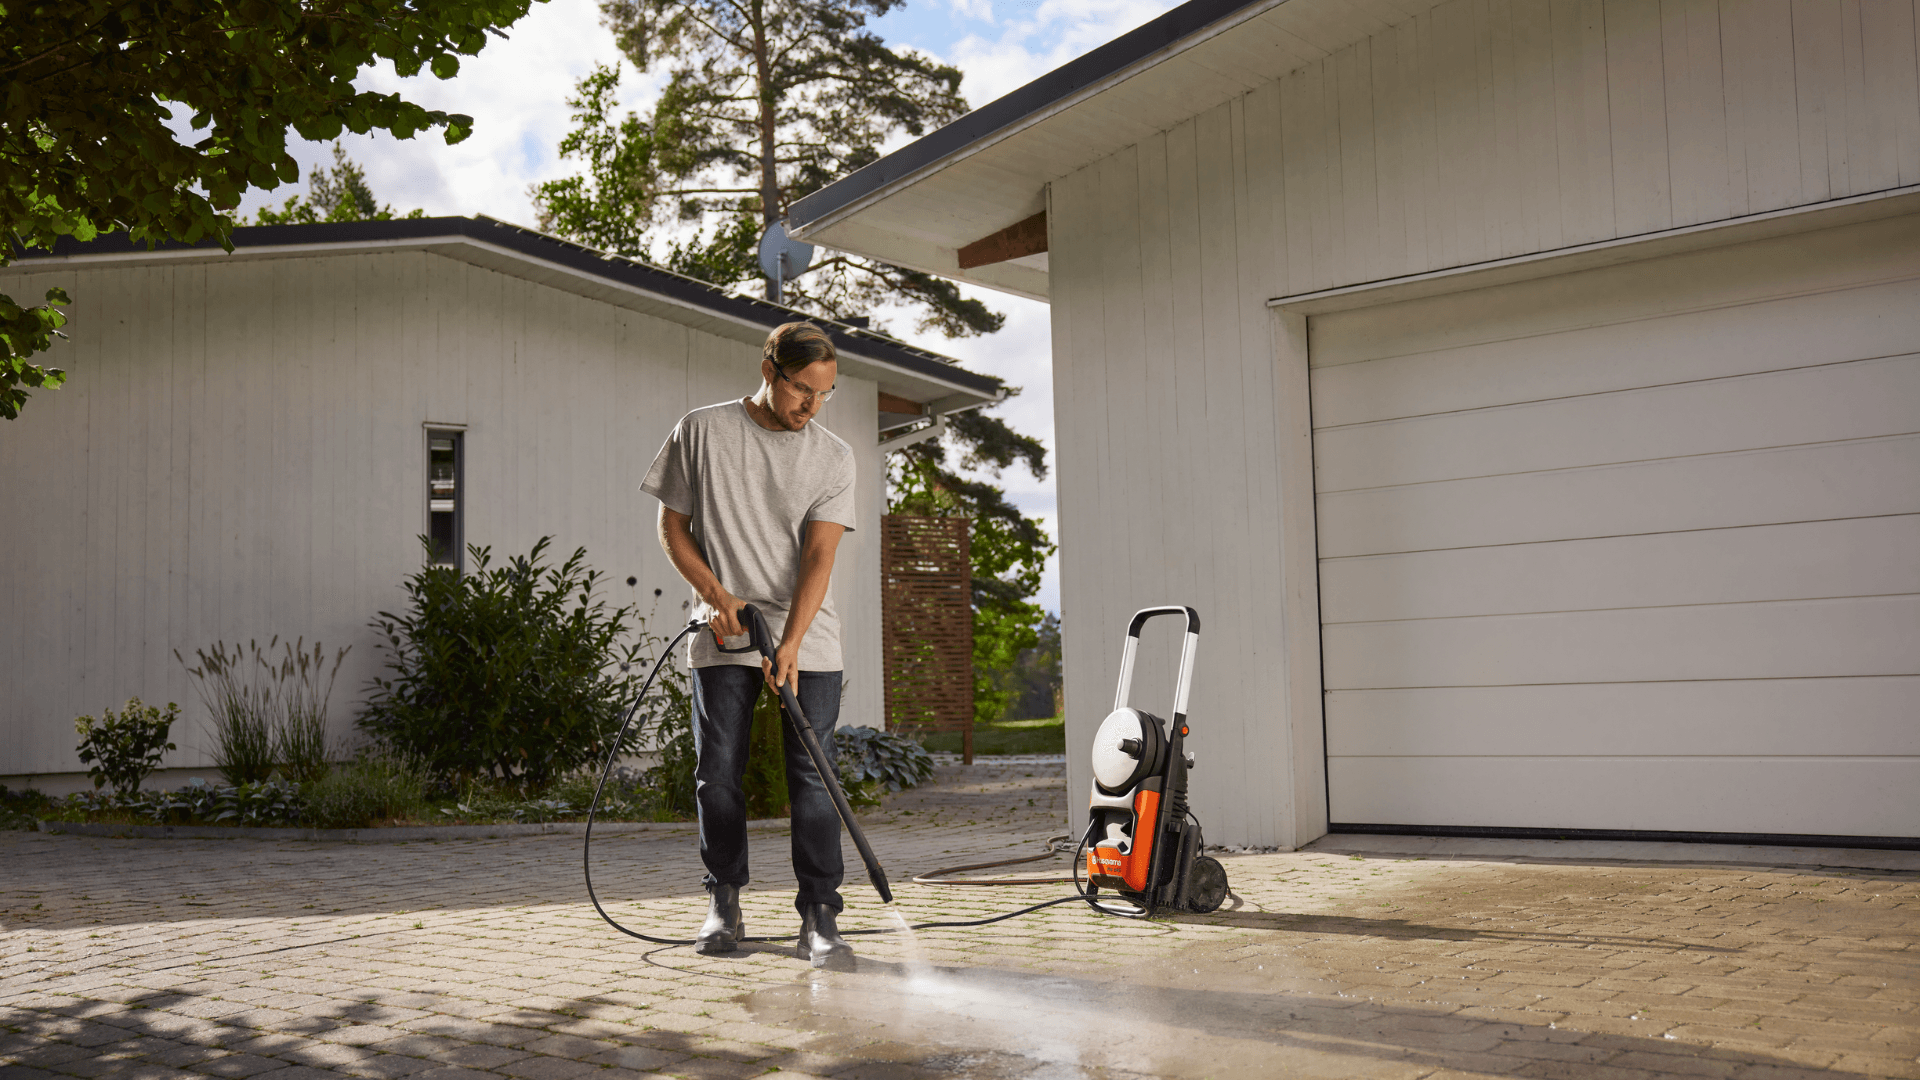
[358,537,652,790]
[276,639,350,784]
[175,637,349,785]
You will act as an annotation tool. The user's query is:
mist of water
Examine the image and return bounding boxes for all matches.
[882,906,934,980]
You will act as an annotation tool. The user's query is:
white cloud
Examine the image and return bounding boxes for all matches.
[236,0,660,226]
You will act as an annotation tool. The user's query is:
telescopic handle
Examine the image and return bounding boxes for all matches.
[1112,606,1202,724]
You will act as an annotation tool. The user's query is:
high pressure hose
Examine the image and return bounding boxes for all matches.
[583,614,1129,947]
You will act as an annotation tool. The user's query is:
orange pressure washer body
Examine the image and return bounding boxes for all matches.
[1086,787,1162,892]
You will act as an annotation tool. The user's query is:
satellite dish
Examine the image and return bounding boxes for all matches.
[758,222,815,283]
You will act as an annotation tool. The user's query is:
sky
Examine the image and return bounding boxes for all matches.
[233,0,1187,615]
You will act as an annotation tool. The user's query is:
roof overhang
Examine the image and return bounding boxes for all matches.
[7,216,1002,411]
[787,0,1444,301]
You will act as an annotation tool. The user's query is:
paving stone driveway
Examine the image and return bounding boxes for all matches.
[3,760,1916,1080]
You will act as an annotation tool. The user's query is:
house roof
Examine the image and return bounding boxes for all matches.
[13,214,1002,413]
[785,0,1444,300]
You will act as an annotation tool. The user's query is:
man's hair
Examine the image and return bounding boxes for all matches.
[764,322,835,374]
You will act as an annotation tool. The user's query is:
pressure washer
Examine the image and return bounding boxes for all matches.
[1077,606,1229,917]
[584,603,1227,950]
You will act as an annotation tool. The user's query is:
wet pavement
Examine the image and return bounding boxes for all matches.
[2,758,1916,1079]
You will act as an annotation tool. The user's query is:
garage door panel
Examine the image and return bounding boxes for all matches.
[1324,678,1920,757]
[1311,275,1920,427]
[1319,515,1920,622]
[1317,434,1919,557]
[1321,595,1920,688]
[1309,214,1920,372]
[1327,756,1920,835]
[1315,354,1920,492]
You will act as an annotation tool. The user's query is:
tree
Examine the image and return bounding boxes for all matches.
[1,0,539,418]
[253,144,426,225]
[530,0,1001,337]
[1000,611,1061,721]
[888,424,1054,729]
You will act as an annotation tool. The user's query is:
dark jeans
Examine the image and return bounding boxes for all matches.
[692,665,844,912]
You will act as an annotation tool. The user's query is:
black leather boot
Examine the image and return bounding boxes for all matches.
[695,884,744,955]
[796,903,853,969]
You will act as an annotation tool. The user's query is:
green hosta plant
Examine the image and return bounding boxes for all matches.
[139,778,305,827]
[836,725,934,794]
[74,697,179,797]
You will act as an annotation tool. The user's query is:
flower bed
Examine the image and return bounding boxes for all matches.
[0,767,684,832]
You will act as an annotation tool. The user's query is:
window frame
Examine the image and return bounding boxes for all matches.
[425,425,466,572]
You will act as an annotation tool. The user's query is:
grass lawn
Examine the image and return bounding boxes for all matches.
[922,714,1065,756]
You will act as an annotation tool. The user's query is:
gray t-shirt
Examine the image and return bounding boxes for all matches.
[641,399,858,670]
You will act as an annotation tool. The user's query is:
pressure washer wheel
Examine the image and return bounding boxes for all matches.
[1182,855,1229,913]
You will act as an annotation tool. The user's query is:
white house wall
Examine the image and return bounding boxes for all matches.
[1047,0,1920,846]
[0,250,885,780]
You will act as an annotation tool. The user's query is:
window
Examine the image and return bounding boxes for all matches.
[427,429,463,569]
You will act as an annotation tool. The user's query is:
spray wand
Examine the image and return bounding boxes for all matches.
[715,604,893,903]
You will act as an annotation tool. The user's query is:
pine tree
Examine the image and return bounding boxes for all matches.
[531,0,1001,337]
[253,145,425,225]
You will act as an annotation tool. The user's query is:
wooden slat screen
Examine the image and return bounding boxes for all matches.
[880,515,973,760]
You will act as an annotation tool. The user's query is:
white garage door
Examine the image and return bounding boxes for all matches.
[1310,215,1920,839]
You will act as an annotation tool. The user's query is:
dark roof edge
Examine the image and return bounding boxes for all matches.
[19,215,1002,399]
[789,0,1271,231]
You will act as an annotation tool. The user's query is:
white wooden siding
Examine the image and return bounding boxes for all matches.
[0,251,885,779]
[1311,218,1920,836]
[1047,0,1920,844]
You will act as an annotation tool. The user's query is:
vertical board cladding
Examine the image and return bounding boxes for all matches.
[1047,0,1920,845]
[0,250,890,778]
[1056,101,1304,848]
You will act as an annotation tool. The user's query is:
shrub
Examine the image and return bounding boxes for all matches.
[73,697,179,796]
[744,689,791,818]
[638,648,698,817]
[358,538,649,789]
[303,755,427,828]
[640,672,792,818]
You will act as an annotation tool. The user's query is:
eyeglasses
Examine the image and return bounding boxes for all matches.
[775,364,835,404]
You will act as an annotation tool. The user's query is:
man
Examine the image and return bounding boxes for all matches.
[641,321,858,967]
